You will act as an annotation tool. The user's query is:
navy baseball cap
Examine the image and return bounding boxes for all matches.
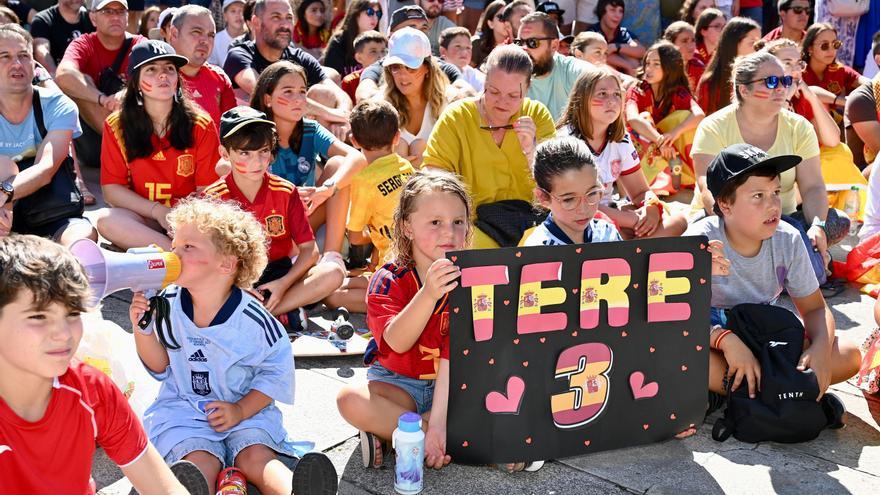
[537,1,566,15]
[219,106,276,139]
[128,40,188,76]
[390,5,427,31]
[706,143,801,198]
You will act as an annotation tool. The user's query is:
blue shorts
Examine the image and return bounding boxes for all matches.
[367,362,435,414]
[163,427,291,468]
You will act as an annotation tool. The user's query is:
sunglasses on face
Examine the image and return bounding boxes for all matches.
[787,6,810,15]
[747,75,793,89]
[513,37,555,49]
[817,39,842,51]
[366,7,382,18]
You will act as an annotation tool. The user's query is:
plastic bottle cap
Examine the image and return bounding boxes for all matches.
[398,411,422,432]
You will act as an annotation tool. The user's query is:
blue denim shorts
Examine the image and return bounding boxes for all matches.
[164,427,287,468]
[367,362,435,414]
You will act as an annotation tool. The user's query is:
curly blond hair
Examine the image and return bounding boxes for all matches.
[167,197,268,289]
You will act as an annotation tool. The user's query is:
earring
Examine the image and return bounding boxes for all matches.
[136,90,143,106]
[173,87,182,103]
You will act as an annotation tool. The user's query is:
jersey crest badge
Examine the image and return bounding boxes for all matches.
[265,214,286,237]
[177,154,195,177]
[191,371,211,396]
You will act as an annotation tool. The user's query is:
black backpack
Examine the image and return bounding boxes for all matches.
[712,304,845,444]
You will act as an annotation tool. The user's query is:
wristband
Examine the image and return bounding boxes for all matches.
[713,329,732,350]
[97,94,104,106]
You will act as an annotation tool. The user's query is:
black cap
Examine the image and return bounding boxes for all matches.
[219,106,275,139]
[127,40,188,76]
[390,5,427,31]
[537,1,566,15]
[706,143,801,198]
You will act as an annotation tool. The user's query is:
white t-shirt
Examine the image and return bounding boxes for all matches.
[557,125,641,204]
[860,155,880,239]
[209,29,233,68]
[461,65,485,93]
[400,103,440,145]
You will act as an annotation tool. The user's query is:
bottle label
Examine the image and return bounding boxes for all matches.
[394,442,423,493]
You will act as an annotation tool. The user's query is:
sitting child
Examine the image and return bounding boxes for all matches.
[684,144,861,403]
[204,106,345,330]
[520,136,621,246]
[131,197,337,495]
[341,31,388,103]
[571,31,637,90]
[327,100,416,313]
[439,26,485,93]
[0,235,197,494]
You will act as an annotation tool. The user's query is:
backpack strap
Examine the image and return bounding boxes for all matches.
[109,36,134,78]
[31,87,46,139]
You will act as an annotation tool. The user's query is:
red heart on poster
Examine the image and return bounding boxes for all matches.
[681,365,688,371]
[696,345,703,351]
[489,358,495,365]
[629,371,659,400]
[583,440,591,446]
[462,441,469,447]
[539,337,546,343]
[461,383,467,390]
[575,247,583,253]
[572,288,579,294]
[525,437,532,444]
[670,413,677,420]
[485,376,525,414]
[515,251,522,257]
[522,361,529,367]
[513,338,520,344]
[643,424,650,430]
[700,243,706,250]
[503,300,510,306]
[636,247,642,253]
[451,256,458,262]
[571,331,578,337]
[700,278,706,284]
[463,349,469,355]
[682,330,689,336]
[453,307,460,313]
[649,347,656,353]
[621,331,628,337]
[633,283,639,289]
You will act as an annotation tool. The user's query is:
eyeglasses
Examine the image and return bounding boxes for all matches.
[817,39,842,51]
[707,22,725,30]
[786,6,810,15]
[366,7,382,19]
[513,37,556,49]
[542,188,604,210]
[746,75,794,89]
[781,59,807,72]
[389,63,423,74]
[97,8,128,16]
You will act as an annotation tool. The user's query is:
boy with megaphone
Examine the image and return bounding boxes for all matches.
[130,197,337,495]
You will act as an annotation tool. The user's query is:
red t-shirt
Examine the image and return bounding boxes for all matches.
[761,26,805,43]
[203,173,314,262]
[789,94,815,122]
[802,62,862,96]
[367,262,450,380]
[627,82,694,123]
[740,0,761,7]
[687,58,705,93]
[180,64,236,128]
[694,41,710,65]
[0,362,148,495]
[341,69,362,104]
[100,111,221,205]
[60,33,146,84]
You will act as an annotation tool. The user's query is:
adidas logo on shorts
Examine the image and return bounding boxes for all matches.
[188,350,207,362]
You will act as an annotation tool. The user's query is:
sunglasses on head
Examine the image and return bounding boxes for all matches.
[787,6,810,14]
[746,75,794,89]
[366,7,382,18]
[817,39,842,51]
[513,37,555,49]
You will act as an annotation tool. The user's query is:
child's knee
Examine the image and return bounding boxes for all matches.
[834,338,862,381]
[336,385,365,417]
[234,444,276,474]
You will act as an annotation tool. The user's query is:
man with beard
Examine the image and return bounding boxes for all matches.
[223,0,351,126]
[517,12,592,121]
[418,0,455,56]
[30,0,94,76]
[761,0,810,44]
[169,5,236,126]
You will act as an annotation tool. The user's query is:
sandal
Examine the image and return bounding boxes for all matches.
[495,460,544,473]
[819,278,846,299]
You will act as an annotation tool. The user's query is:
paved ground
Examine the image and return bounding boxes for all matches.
[77,167,880,494]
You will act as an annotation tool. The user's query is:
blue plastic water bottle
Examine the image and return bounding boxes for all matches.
[393,412,424,494]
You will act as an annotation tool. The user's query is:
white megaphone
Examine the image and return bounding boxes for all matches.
[70,239,182,305]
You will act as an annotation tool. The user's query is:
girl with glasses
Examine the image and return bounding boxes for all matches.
[558,67,687,239]
[626,41,705,195]
[322,0,382,76]
[693,7,725,65]
[801,23,870,120]
[696,16,761,115]
[692,51,850,286]
[520,136,622,246]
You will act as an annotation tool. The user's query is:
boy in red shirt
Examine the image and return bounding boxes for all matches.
[204,107,345,330]
[0,235,202,495]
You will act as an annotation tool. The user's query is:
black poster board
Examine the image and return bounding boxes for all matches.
[446,236,712,464]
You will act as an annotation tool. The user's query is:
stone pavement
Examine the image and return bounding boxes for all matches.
[77,166,880,494]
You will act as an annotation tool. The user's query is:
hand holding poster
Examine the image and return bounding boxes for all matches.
[446,236,711,464]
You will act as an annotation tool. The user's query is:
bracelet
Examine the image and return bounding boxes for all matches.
[713,329,732,350]
[97,94,104,106]
[149,202,160,219]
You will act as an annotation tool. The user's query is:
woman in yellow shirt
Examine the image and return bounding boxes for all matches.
[423,44,556,248]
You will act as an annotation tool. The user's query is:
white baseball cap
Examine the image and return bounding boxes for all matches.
[222,0,245,10]
[382,27,431,70]
[92,0,128,10]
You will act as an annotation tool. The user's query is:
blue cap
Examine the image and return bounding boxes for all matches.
[398,412,422,432]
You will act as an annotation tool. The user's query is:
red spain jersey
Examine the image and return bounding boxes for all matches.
[626,82,694,123]
[367,262,450,380]
[687,58,705,93]
[802,62,861,96]
[203,173,314,262]
[100,111,221,206]
[694,41,710,65]
[180,64,237,127]
[0,362,148,495]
